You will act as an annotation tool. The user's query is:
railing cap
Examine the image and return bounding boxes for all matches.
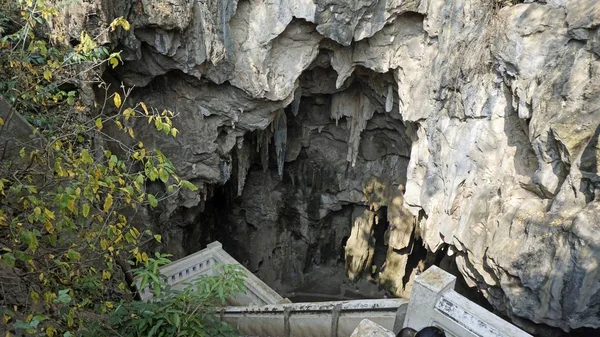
[207,241,223,249]
[415,265,456,293]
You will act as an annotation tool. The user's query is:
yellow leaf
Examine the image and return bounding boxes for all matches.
[123,107,134,119]
[103,194,113,213]
[0,117,4,126]
[127,127,135,139]
[113,93,122,108]
[44,220,54,234]
[30,290,40,304]
[44,208,55,220]
[140,102,149,115]
[43,69,52,81]
[110,17,131,31]
[102,270,111,280]
[82,203,90,218]
[46,327,56,337]
[66,198,75,213]
[109,56,119,69]
[95,118,103,131]
[154,234,162,243]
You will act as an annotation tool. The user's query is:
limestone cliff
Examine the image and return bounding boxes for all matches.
[57,0,600,334]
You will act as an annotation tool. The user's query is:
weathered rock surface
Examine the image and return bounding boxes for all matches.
[59,0,600,333]
[0,98,45,169]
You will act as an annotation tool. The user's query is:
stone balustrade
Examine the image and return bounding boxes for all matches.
[138,242,533,337]
[138,241,285,305]
[403,266,532,337]
[222,298,409,337]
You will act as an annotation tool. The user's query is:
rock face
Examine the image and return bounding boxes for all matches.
[59,0,600,333]
[0,98,45,169]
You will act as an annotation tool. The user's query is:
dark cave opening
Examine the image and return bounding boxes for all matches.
[371,207,390,277]
[133,61,512,316]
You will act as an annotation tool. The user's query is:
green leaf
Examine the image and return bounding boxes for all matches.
[54,289,72,304]
[147,194,158,208]
[179,180,198,191]
[66,249,81,261]
[147,319,164,337]
[158,168,169,183]
[14,320,34,330]
[14,250,32,262]
[95,118,103,131]
[1,252,15,267]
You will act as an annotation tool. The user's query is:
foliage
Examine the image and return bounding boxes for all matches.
[0,1,218,337]
[0,0,128,131]
[86,256,247,337]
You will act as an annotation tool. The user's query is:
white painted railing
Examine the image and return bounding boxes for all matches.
[221,298,409,337]
[138,243,532,337]
[403,266,532,337]
[138,241,285,306]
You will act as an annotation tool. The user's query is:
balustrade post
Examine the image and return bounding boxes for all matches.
[403,266,456,330]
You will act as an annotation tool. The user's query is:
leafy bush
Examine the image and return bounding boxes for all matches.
[87,256,247,337]
[0,1,236,337]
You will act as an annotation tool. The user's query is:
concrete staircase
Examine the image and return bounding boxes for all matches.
[139,241,531,337]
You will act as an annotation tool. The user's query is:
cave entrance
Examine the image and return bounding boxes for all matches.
[184,59,417,301]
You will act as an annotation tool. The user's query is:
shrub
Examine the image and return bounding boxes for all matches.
[0,2,229,337]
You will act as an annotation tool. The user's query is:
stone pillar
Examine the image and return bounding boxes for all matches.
[403,266,456,330]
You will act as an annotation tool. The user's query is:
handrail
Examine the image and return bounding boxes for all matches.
[403,266,532,337]
[221,298,409,337]
[137,241,285,305]
[137,243,533,337]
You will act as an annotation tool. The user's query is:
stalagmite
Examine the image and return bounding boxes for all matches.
[345,206,376,281]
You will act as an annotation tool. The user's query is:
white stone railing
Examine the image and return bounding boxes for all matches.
[403,266,532,337]
[221,298,409,337]
[138,241,285,306]
[139,242,532,337]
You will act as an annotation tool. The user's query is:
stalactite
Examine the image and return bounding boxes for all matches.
[291,86,302,116]
[330,87,376,167]
[257,128,272,172]
[385,84,393,113]
[273,109,287,179]
[218,159,232,185]
[236,137,250,197]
